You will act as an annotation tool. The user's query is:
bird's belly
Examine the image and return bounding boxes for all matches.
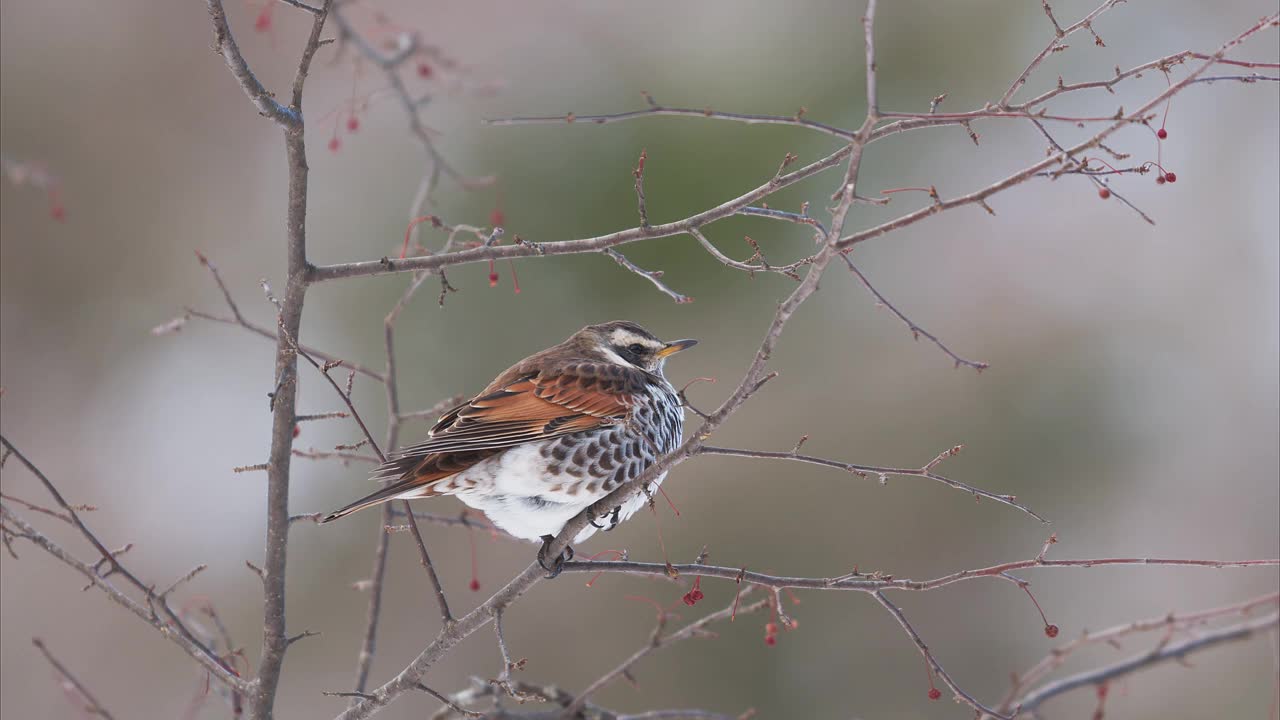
[451,429,676,543]
[450,386,683,543]
[454,471,669,544]
[454,493,593,542]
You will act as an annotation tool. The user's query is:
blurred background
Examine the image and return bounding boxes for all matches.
[2,1,1277,718]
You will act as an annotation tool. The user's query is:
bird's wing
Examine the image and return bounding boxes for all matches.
[371,364,646,482]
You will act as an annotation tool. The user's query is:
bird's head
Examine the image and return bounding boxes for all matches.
[575,321,698,374]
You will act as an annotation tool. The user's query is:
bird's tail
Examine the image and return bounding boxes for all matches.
[319,476,435,523]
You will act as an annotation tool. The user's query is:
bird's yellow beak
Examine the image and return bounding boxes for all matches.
[656,338,698,358]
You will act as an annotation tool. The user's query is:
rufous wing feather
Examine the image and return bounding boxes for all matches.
[320,364,645,522]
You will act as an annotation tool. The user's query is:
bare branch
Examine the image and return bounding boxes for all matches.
[697,444,1039,520]
[556,555,1280,593]
[486,94,859,142]
[1014,612,1279,714]
[2,506,244,691]
[874,591,1008,718]
[991,592,1280,715]
[562,594,769,716]
[308,143,858,282]
[32,638,117,720]
[999,0,1125,107]
[205,0,298,126]
[604,249,693,304]
[633,148,650,227]
[838,253,988,370]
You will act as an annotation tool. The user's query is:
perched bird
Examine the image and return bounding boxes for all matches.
[321,321,697,574]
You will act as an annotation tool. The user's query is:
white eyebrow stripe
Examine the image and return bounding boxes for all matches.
[609,329,662,349]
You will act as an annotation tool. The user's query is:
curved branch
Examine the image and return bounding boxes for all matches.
[205,0,298,126]
[698,444,1038,520]
[1014,612,1279,713]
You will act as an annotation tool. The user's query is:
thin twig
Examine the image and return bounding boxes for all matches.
[838,253,989,370]
[698,444,1039,521]
[1015,612,1280,714]
[873,590,1009,718]
[32,638,118,720]
[604,249,693,304]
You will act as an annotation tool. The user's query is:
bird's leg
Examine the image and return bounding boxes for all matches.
[537,534,573,579]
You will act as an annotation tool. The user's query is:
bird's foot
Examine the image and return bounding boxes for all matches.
[587,504,623,531]
[588,508,607,530]
[537,534,574,579]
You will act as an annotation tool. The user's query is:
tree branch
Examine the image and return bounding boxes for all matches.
[31,637,118,720]
[1014,612,1279,714]
[205,0,298,126]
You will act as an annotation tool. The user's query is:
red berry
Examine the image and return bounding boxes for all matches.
[764,634,777,646]
[292,425,301,438]
[254,7,272,32]
[1156,128,1168,139]
[469,579,481,592]
[692,588,704,602]
[488,272,500,287]
[682,592,697,606]
[1098,188,1111,200]
[490,208,505,228]
[765,623,778,635]
[328,137,341,153]
[417,63,433,78]
[1155,175,1165,185]
[1044,624,1059,638]
[928,688,942,701]
[1164,172,1176,183]
[50,205,66,221]
[347,116,360,133]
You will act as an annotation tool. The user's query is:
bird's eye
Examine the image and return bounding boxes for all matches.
[627,343,646,355]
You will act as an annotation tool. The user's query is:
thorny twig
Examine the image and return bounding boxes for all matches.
[0,437,244,691]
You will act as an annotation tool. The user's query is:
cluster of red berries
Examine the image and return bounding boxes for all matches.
[328,114,360,153]
[681,577,705,606]
[1096,125,1179,199]
[763,622,779,646]
[1153,126,1176,184]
